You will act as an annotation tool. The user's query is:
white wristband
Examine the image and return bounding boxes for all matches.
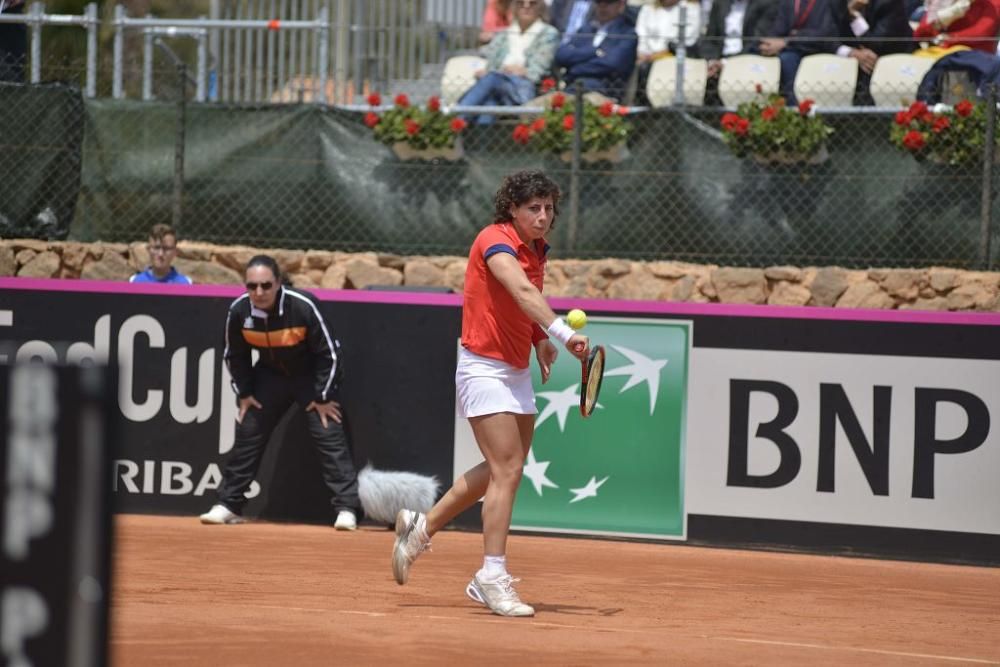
[546,318,575,345]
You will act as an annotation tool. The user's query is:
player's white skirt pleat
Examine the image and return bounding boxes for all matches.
[455,347,537,418]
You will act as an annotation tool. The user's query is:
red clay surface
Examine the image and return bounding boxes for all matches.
[110,514,1000,666]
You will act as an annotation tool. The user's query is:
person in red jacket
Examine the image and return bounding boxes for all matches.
[390,170,589,618]
[913,0,1000,54]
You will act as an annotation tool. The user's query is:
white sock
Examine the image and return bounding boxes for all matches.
[479,555,507,581]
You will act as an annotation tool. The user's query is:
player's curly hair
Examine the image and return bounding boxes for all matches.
[493,170,561,226]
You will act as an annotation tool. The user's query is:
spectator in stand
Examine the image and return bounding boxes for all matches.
[550,0,642,42]
[554,0,639,100]
[130,223,194,285]
[634,0,703,103]
[459,0,560,124]
[759,0,841,104]
[481,0,513,44]
[831,0,913,104]
[912,0,1000,54]
[700,0,781,104]
[0,0,27,83]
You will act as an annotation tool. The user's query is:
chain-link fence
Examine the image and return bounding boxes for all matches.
[3,29,1000,269]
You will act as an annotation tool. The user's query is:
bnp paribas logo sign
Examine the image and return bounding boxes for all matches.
[454,318,690,540]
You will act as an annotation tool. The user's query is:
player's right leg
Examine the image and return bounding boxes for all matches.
[391,460,490,585]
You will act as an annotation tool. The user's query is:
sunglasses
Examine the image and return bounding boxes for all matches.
[245,281,274,292]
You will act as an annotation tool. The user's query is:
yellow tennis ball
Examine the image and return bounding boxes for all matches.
[567,309,587,330]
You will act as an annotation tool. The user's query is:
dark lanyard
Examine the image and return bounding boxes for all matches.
[792,0,818,29]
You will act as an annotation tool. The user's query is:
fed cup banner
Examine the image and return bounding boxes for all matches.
[454,318,691,540]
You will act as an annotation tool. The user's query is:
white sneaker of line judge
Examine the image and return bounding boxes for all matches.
[199,504,245,525]
[334,510,357,531]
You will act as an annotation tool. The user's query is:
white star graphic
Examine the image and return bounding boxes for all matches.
[569,475,609,504]
[603,345,668,415]
[535,383,581,432]
[522,448,558,496]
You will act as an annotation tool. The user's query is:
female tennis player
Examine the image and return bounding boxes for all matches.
[392,170,588,617]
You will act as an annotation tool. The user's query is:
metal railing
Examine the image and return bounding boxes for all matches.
[0,1,98,96]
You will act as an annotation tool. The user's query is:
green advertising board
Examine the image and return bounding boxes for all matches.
[511,318,690,539]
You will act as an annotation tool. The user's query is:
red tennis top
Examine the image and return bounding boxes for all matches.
[461,222,550,368]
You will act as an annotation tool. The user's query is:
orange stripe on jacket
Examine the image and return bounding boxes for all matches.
[242,326,307,348]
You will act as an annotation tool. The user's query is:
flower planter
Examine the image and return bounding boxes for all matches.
[391,138,464,162]
[751,145,829,167]
[559,142,630,164]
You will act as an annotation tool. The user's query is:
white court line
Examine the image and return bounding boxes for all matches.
[714,637,1000,665]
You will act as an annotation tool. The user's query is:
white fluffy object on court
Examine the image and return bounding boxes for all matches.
[358,465,440,525]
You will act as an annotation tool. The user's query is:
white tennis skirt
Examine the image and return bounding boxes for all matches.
[455,347,536,419]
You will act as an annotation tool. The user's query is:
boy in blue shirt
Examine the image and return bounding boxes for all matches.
[129,223,193,284]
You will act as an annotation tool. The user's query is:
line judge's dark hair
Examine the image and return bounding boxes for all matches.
[244,254,286,284]
[492,170,561,226]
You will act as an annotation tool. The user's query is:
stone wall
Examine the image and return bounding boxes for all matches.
[2,239,999,312]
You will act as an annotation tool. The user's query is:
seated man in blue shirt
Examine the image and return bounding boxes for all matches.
[130,223,193,284]
[554,0,638,100]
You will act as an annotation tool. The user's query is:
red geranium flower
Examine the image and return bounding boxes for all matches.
[598,101,614,117]
[894,110,911,126]
[366,92,381,107]
[394,93,410,108]
[955,99,974,117]
[551,92,566,109]
[427,96,441,112]
[932,115,951,133]
[541,77,556,93]
[909,100,928,117]
[902,130,925,151]
[512,124,532,144]
[450,117,467,133]
[531,117,546,132]
[404,119,420,135]
[755,83,763,94]
[363,112,379,128]
[798,99,814,116]
[721,112,740,132]
[562,115,575,131]
[761,106,778,121]
[734,118,750,136]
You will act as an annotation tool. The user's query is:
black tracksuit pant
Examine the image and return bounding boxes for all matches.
[217,366,360,516]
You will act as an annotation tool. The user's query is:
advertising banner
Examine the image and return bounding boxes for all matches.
[687,349,1000,536]
[454,318,691,539]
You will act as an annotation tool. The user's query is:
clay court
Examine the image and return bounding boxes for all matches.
[110,515,999,666]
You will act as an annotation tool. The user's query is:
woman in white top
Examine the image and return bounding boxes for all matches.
[636,0,703,63]
[458,0,560,124]
[634,0,703,104]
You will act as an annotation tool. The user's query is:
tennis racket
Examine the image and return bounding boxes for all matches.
[579,344,605,418]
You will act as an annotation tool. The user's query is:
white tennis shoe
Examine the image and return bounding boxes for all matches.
[199,504,245,525]
[334,510,357,531]
[392,509,430,585]
[465,574,535,617]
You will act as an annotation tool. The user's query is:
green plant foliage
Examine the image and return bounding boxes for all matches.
[719,92,833,161]
[889,99,997,166]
